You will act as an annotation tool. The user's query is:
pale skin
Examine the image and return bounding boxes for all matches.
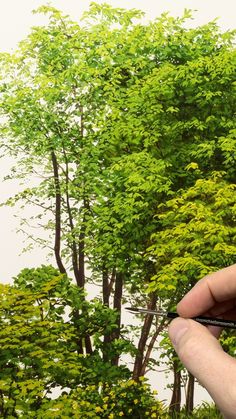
[168,264,236,419]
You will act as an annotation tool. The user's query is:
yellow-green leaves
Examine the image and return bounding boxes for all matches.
[148,174,236,300]
[0,266,138,416]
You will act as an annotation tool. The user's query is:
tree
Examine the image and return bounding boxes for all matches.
[148,173,236,300]
[0,3,235,411]
[147,173,236,411]
[87,12,236,388]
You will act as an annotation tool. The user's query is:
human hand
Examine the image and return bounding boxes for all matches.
[168,264,236,418]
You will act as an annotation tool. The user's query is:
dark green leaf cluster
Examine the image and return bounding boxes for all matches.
[0,266,136,416]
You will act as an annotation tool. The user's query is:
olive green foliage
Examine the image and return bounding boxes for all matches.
[0,2,235,414]
[171,403,222,419]
[38,380,167,418]
[193,403,222,419]
[0,266,165,417]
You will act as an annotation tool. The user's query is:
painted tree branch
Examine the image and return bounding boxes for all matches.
[132,293,157,380]
[169,359,181,414]
[50,150,67,275]
[140,320,166,377]
[63,147,81,286]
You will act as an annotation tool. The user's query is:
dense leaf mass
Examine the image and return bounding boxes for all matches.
[0,2,235,416]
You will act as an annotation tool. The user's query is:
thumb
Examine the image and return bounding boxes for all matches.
[168,317,236,416]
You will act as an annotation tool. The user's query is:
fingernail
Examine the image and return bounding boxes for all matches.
[169,318,189,347]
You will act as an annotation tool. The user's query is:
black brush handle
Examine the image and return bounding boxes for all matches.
[167,312,236,329]
[126,308,236,330]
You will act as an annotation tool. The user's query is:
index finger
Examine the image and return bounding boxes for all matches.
[177,264,236,318]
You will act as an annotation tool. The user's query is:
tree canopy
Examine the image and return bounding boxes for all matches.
[0,2,235,415]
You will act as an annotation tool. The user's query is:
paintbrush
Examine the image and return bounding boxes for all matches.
[126,307,236,329]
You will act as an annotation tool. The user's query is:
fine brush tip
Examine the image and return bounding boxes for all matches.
[125,307,139,312]
[125,307,168,317]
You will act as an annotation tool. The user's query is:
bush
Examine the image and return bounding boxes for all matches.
[37,379,168,418]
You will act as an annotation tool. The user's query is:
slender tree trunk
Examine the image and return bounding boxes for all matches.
[63,147,81,285]
[85,335,93,355]
[67,161,91,347]
[169,359,181,413]
[103,267,116,362]
[140,322,165,376]
[113,272,123,327]
[132,294,157,380]
[72,309,84,355]
[78,199,93,354]
[110,272,123,366]
[102,266,109,307]
[102,274,110,363]
[77,197,90,289]
[51,150,66,274]
[102,263,116,307]
[78,223,85,288]
[185,372,195,413]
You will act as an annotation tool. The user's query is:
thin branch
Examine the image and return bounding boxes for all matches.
[50,150,67,274]
[63,146,81,286]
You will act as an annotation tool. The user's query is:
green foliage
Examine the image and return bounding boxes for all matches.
[0,3,235,294]
[0,2,235,413]
[0,265,167,417]
[14,264,70,293]
[170,402,222,418]
[38,379,167,418]
[148,173,236,305]
[0,267,135,416]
